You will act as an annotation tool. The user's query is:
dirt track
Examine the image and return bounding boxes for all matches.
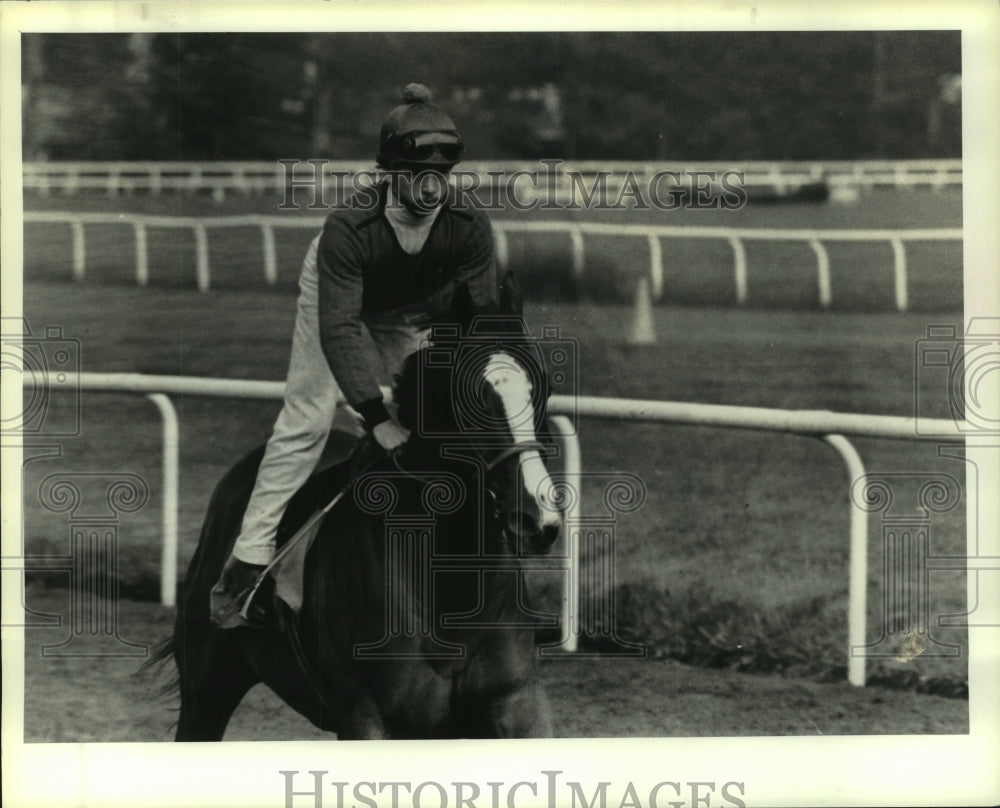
[20,587,966,742]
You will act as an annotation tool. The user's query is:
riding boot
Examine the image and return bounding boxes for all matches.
[210,556,269,628]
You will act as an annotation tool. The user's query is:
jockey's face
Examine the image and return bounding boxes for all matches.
[394,164,451,215]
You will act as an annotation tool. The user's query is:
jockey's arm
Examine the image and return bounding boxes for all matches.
[317,216,392,431]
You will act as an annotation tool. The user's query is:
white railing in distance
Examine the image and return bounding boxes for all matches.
[23,211,962,312]
[23,159,963,197]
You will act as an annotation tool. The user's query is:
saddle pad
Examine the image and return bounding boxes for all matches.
[265,436,365,615]
[272,510,328,613]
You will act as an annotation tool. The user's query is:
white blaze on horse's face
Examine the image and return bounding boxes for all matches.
[482,353,562,531]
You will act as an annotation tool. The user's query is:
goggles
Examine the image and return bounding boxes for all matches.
[393,130,464,164]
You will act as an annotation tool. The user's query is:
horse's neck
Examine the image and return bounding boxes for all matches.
[382,501,521,621]
[363,450,522,616]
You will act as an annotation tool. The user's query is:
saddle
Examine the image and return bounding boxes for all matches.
[241,433,378,630]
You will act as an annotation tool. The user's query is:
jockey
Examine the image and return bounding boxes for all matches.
[211,82,508,626]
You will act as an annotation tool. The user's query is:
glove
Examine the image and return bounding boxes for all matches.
[372,419,410,451]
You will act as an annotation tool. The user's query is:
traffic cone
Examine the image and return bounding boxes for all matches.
[628,276,656,345]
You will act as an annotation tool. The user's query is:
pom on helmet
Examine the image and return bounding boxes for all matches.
[377,83,464,168]
[401,82,434,104]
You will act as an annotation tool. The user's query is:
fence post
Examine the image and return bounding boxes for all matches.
[134,222,149,287]
[107,167,121,196]
[71,221,86,281]
[146,394,179,608]
[823,433,868,687]
[767,165,785,195]
[933,166,947,191]
[547,415,582,654]
[194,224,210,293]
[261,222,277,285]
[647,233,664,301]
[729,236,748,305]
[890,238,909,312]
[569,227,585,283]
[493,226,509,270]
[236,167,250,195]
[809,238,832,309]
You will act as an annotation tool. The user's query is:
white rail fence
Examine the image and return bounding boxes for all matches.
[491,220,963,312]
[31,371,964,687]
[23,211,962,311]
[23,159,963,198]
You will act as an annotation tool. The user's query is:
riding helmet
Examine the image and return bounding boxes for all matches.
[376,83,464,168]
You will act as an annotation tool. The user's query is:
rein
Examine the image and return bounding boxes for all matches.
[391,439,548,519]
[389,439,548,476]
[481,440,548,471]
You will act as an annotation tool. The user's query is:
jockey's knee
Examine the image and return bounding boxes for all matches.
[268,424,329,453]
[273,400,336,438]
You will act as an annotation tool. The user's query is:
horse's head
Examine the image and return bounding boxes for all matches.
[472,348,562,555]
[394,329,562,556]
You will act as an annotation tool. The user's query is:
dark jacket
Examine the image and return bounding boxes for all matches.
[317,181,499,428]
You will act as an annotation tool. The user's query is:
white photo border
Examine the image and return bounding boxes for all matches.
[2,2,997,807]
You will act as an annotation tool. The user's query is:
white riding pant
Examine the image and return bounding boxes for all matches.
[232,236,427,566]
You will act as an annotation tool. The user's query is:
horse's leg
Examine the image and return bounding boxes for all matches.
[335,713,390,740]
[236,628,390,740]
[174,629,258,742]
[484,680,553,738]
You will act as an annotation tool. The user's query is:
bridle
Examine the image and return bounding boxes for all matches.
[479,440,549,473]
[475,440,550,536]
[390,438,551,538]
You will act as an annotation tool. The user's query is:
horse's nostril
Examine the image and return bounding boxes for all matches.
[521,522,560,555]
[509,511,539,537]
[540,522,560,547]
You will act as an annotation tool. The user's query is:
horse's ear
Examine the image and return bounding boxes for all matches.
[498,269,523,317]
[393,348,460,436]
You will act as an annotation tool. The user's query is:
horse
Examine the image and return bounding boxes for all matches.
[153,328,563,740]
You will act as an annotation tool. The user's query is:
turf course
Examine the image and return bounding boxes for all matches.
[18,186,968,696]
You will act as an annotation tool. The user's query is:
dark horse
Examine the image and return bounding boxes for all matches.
[155,328,562,740]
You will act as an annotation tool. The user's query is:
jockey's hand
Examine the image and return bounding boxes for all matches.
[372,420,410,452]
